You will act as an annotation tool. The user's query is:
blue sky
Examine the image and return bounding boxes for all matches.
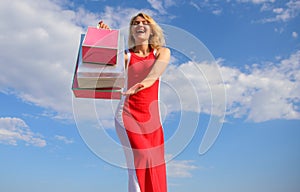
[0,0,300,192]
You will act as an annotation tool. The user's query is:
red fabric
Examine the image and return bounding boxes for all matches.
[122,50,167,192]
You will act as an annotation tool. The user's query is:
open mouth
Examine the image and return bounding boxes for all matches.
[136,29,145,33]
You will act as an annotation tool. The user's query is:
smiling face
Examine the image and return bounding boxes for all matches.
[128,13,165,49]
[130,16,152,45]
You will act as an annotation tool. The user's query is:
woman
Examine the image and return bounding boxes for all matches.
[99,12,170,192]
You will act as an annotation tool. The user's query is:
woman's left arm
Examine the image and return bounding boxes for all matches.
[123,47,170,95]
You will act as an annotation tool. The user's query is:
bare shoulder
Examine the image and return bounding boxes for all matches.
[156,47,170,57]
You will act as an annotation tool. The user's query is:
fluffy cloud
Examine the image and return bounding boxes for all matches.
[162,50,300,122]
[0,0,88,119]
[147,0,177,15]
[292,32,298,38]
[237,0,275,4]
[54,135,74,144]
[98,6,156,29]
[167,159,198,178]
[189,1,223,15]
[166,154,198,178]
[0,0,158,121]
[0,117,46,147]
[224,51,300,122]
[260,0,300,22]
[147,0,168,14]
[161,60,226,116]
[0,0,299,125]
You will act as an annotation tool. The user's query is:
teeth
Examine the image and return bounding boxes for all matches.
[137,29,145,33]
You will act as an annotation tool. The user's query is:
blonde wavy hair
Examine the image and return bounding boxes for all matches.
[128,12,165,49]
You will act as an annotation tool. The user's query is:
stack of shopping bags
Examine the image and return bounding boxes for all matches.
[72,27,125,99]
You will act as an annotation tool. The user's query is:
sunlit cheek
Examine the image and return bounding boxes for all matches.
[145,25,151,33]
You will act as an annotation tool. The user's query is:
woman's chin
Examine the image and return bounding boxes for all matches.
[134,34,150,40]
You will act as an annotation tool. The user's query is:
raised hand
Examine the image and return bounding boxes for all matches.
[97,20,110,30]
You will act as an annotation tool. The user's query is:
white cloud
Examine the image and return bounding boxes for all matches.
[147,0,168,14]
[161,50,300,122]
[292,32,298,38]
[98,6,156,29]
[164,0,176,8]
[260,0,300,22]
[235,0,300,23]
[237,0,275,4]
[221,50,300,122]
[274,27,284,34]
[189,1,224,15]
[273,8,284,14]
[161,60,226,116]
[190,1,201,11]
[0,117,46,147]
[212,9,223,15]
[166,155,198,178]
[54,135,74,144]
[0,0,299,125]
[147,0,176,15]
[0,1,139,121]
[0,0,168,125]
[0,0,87,120]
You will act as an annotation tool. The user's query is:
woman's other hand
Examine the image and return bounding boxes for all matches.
[122,83,144,96]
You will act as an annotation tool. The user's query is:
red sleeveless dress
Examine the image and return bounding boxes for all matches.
[115,49,167,192]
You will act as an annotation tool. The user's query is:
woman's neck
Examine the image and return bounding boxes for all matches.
[133,44,151,57]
